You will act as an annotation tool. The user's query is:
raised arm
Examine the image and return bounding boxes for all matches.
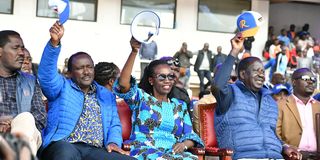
[38,21,65,100]
[212,34,244,114]
[118,37,141,93]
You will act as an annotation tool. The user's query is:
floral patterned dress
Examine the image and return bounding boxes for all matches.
[114,78,204,160]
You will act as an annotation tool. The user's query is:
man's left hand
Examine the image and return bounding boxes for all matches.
[283,144,302,160]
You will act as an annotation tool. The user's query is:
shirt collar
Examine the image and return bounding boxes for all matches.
[292,94,316,105]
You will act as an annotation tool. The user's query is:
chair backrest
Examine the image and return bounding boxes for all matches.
[198,103,218,148]
[316,113,320,153]
[116,99,132,141]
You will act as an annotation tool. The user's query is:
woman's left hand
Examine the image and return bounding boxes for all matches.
[172,142,187,154]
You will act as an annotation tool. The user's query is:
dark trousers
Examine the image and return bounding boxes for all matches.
[197,70,212,92]
[40,140,136,160]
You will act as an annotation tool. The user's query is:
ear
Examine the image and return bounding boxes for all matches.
[239,70,246,80]
[0,47,3,57]
[108,79,114,86]
[148,77,154,86]
[292,79,296,88]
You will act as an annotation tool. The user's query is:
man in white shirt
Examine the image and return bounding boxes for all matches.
[194,43,213,92]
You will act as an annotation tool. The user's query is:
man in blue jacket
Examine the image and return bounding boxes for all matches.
[38,21,135,160]
[212,34,302,160]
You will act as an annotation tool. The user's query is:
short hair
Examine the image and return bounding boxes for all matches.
[0,30,21,47]
[138,59,169,95]
[67,52,93,72]
[292,68,312,80]
[94,62,120,86]
[237,56,261,78]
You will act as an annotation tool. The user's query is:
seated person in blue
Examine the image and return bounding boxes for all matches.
[38,21,135,160]
[212,33,301,159]
[113,37,204,160]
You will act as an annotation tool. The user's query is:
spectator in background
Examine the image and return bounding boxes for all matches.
[242,36,255,59]
[212,46,227,71]
[297,48,312,70]
[278,28,290,47]
[271,84,289,101]
[298,23,310,37]
[0,30,47,157]
[139,39,157,80]
[94,62,120,91]
[194,43,213,92]
[287,24,296,42]
[173,42,193,90]
[268,26,275,41]
[312,41,320,74]
[62,57,69,78]
[21,48,33,74]
[277,68,320,159]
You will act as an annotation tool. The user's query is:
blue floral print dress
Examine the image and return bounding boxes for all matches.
[114,78,204,160]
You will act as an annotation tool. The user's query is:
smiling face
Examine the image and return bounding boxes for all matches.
[0,35,25,75]
[240,61,265,92]
[149,64,175,96]
[69,53,94,93]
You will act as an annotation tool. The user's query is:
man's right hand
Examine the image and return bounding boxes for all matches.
[0,116,13,133]
[230,33,244,57]
[49,21,64,46]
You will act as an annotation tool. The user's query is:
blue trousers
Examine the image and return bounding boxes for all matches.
[40,140,136,160]
[197,70,212,92]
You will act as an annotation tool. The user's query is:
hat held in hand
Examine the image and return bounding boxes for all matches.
[237,11,263,38]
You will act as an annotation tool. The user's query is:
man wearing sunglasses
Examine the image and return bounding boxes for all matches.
[277,68,320,159]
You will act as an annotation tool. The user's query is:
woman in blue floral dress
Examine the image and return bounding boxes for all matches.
[113,38,204,160]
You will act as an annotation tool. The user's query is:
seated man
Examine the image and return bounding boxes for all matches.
[277,68,320,159]
[212,33,301,159]
[0,30,46,157]
[38,22,135,160]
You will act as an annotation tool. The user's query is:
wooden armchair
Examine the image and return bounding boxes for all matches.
[116,99,205,159]
[197,103,233,160]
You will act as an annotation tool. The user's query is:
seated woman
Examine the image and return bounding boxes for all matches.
[113,38,204,160]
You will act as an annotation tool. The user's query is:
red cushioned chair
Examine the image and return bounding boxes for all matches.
[198,103,233,160]
[116,99,205,159]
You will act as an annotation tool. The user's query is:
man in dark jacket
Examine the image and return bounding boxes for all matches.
[194,43,213,92]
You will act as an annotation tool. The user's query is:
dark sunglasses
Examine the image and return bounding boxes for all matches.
[154,73,176,81]
[166,59,180,67]
[295,75,316,83]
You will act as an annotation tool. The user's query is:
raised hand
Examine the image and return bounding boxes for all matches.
[49,21,64,46]
[230,33,244,57]
[130,37,141,53]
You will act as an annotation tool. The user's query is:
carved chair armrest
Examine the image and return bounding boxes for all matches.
[188,147,205,155]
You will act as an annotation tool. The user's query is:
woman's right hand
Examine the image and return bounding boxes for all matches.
[130,37,141,53]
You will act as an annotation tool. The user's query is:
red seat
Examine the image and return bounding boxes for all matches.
[198,103,233,160]
[116,99,205,159]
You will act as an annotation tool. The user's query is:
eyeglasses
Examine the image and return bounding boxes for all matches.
[154,73,176,81]
[296,75,316,83]
[166,59,180,67]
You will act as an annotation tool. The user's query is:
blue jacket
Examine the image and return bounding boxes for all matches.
[215,82,283,159]
[38,41,122,148]
[213,55,283,159]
